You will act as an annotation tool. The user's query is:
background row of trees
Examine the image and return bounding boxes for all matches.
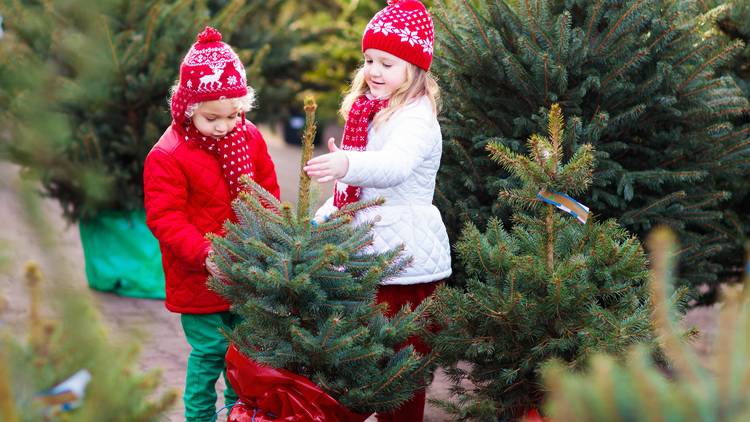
[1,0,748,293]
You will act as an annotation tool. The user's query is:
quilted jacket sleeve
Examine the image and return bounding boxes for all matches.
[340,111,436,189]
[144,148,210,271]
[247,123,281,200]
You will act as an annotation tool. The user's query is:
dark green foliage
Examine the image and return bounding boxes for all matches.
[705,0,750,98]
[297,0,384,122]
[1,0,116,220]
[542,229,750,422]
[700,0,750,287]
[208,100,434,413]
[429,105,663,420]
[432,0,750,297]
[0,0,250,221]
[208,0,343,122]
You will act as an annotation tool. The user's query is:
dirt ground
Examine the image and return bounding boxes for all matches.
[0,125,717,421]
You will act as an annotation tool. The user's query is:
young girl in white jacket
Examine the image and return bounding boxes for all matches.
[304,1,450,420]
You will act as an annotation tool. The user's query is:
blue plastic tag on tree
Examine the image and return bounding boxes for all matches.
[536,190,590,224]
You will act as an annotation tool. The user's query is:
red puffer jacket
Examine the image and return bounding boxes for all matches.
[144,121,280,314]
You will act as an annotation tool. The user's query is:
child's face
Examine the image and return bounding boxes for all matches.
[192,100,241,138]
[363,49,409,99]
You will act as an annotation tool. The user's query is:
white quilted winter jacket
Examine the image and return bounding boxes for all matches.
[315,96,452,285]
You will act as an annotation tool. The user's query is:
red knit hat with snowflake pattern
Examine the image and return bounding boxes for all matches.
[170,27,247,133]
[362,0,434,71]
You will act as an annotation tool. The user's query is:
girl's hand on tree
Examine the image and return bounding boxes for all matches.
[303,138,349,183]
[310,214,330,227]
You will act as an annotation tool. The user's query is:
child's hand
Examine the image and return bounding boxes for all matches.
[310,214,330,227]
[303,138,349,183]
[205,249,224,279]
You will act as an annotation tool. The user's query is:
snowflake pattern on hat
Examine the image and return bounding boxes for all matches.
[366,11,434,54]
[362,0,434,70]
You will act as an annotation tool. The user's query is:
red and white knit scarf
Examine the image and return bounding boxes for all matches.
[334,95,389,208]
[185,120,254,198]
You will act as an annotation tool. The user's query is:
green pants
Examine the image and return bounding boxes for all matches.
[181,312,240,421]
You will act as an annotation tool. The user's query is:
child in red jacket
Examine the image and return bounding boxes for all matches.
[143,27,280,421]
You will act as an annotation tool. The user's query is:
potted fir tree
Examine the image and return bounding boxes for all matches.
[429,104,673,419]
[208,98,436,420]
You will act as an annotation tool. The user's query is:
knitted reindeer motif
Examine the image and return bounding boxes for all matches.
[199,63,226,91]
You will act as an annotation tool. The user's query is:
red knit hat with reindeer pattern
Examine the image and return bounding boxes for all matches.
[170,27,247,132]
[362,0,434,71]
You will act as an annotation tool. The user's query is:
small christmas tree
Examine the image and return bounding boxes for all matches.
[1,265,176,421]
[0,171,176,421]
[430,104,666,420]
[541,229,750,422]
[208,98,434,414]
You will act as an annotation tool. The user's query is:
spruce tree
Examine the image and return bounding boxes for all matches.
[1,264,177,421]
[429,104,662,420]
[700,0,750,283]
[208,98,434,414]
[432,0,750,297]
[542,229,750,422]
[0,156,179,422]
[1,177,176,421]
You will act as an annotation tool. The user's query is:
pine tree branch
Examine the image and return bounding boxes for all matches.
[371,359,414,396]
[340,351,379,365]
[475,234,502,277]
[461,0,491,50]
[677,40,744,92]
[678,79,723,99]
[602,49,648,88]
[596,0,645,55]
[324,329,367,354]
[543,54,550,101]
[450,137,485,188]
[467,293,508,321]
[585,0,605,46]
[557,11,569,61]
[674,43,711,68]
[297,97,317,220]
[647,229,703,384]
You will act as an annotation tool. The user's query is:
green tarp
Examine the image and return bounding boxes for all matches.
[79,209,165,299]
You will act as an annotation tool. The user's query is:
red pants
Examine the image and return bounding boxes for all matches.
[375,281,441,422]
